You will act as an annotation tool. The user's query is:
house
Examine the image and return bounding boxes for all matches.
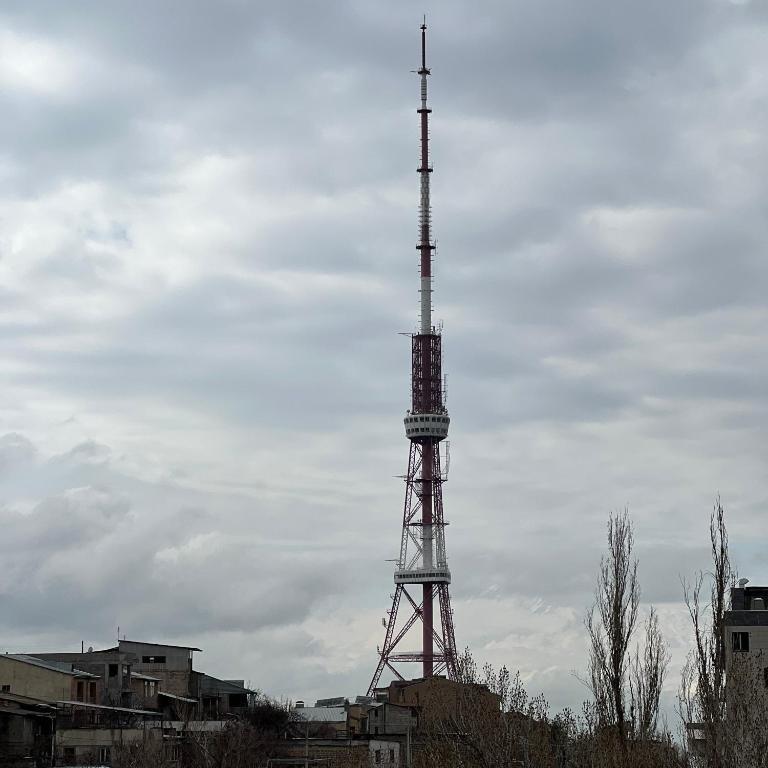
[382,675,499,720]
[27,648,136,707]
[55,702,161,766]
[0,692,56,767]
[112,640,202,703]
[200,675,254,718]
[0,655,100,706]
[290,701,348,738]
[361,702,416,738]
[725,582,768,665]
[280,738,401,768]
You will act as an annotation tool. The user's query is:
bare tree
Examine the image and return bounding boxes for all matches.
[586,511,640,750]
[680,499,731,768]
[585,510,671,764]
[630,607,669,742]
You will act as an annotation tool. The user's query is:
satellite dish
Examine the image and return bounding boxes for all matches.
[738,578,750,587]
[87,647,93,653]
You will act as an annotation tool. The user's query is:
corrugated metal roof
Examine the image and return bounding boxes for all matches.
[130,672,161,682]
[6,655,99,678]
[158,691,197,704]
[0,692,57,709]
[291,706,346,723]
[57,701,158,716]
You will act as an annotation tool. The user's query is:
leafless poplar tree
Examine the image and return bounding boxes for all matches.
[586,510,640,750]
[680,499,731,768]
[585,510,669,760]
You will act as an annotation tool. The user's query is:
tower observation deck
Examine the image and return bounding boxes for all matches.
[368,22,459,693]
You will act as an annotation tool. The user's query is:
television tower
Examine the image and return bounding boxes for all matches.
[368,21,458,694]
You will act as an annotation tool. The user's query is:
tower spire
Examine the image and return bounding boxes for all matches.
[368,21,458,694]
[417,19,434,335]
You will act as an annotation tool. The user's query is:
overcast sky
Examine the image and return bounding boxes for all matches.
[1,0,766,716]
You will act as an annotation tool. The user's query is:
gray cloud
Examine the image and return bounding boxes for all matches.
[0,0,766,713]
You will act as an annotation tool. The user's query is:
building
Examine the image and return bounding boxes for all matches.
[361,702,416,739]
[725,582,768,665]
[290,702,348,738]
[3,636,257,765]
[113,640,202,702]
[381,676,498,720]
[280,738,401,768]
[55,703,161,766]
[201,675,254,718]
[28,648,136,707]
[0,692,56,767]
[0,654,100,705]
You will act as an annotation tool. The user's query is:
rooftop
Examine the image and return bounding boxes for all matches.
[118,640,202,652]
[290,706,346,723]
[5,654,99,678]
[57,700,158,716]
[158,691,198,704]
[201,674,255,696]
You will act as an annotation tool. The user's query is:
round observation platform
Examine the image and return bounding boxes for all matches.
[404,412,450,441]
[394,567,451,585]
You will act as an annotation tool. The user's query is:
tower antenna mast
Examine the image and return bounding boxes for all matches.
[369,21,458,693]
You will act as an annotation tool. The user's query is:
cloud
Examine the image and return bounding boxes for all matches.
[0,0,766,716]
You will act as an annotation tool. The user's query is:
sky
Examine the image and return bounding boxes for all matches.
[0,0,766,719]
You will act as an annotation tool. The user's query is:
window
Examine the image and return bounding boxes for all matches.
[76,681,85,701]
[375,749,382,763]
[1,684,10,692]
[764,668,768,689]
[63,747,76,766]
[99,747,111,762]
[108,664,118,677]
[733,631,750,652]
[89,682,96,701]
[142,655,166,664]
[389,749,395,763]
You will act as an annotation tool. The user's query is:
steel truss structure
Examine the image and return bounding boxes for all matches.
[368,22,458,695]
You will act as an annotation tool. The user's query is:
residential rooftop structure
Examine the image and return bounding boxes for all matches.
[0,654,100,705]
[0,692,56,767]
[725,581,768,670]
[2,636,254,766]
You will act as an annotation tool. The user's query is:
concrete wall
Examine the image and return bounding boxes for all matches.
[367,704,415,736]
[0,657,72,702]
[119,642,192,672]
[370,739,400,768]
[57,726,151,748]
[119,642,197,699]
[283,740,399,768]
[57,727,160,765]
[725,624,768,668]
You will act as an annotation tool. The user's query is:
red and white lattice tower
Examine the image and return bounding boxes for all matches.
[368,22,458,694]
